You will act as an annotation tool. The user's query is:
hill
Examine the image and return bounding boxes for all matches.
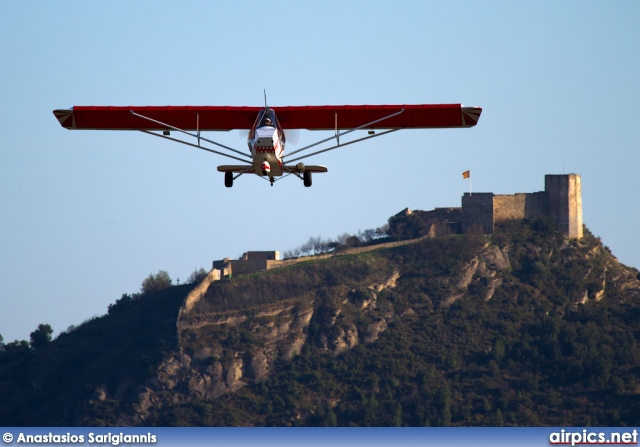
[1,218,639,426]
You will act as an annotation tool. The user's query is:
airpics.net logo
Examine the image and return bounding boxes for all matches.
[549,429,638,446]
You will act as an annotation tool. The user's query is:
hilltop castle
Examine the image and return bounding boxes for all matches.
[464,173,583,238]
[212,251,282,278]
[212,174,583,278]
[405,173,583,239]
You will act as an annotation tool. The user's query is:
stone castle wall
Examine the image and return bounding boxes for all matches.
[414,208,462,237]
[461,174,582,239]
[492,192,548,222]
[213,251,282,277]
[462,193,494,234]
[546,174,583,239]
[239,251,280,262]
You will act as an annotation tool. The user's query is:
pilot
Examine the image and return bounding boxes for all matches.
[262,117,272,127]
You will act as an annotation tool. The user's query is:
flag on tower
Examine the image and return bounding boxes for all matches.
[462,170,470,179]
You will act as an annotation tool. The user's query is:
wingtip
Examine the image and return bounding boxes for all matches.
[53,109,75,128]
[461,106,482,127]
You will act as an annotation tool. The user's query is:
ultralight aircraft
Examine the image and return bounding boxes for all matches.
[53,99,481,187]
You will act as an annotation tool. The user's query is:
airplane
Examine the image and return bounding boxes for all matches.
[53,100,481,187]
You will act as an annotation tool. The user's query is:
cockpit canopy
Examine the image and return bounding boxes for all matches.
[248,107,284,143]
[256,108,278,128]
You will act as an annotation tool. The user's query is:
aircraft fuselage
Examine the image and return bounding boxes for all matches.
[247,108,286,178]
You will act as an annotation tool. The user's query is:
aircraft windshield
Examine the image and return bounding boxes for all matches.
[248,108,284,143]
[257,108,278,128]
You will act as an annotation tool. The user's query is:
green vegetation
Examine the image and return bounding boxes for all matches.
[187,268,208,284]
[0,218,639,426]
[156,219,640,426]
[283,225,389,258]
[141,270,173,295]
[29,324,53,349]
[387,212,430,240]
[0,285,189,426]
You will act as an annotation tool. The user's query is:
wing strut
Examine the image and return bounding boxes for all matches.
[130,110,250,159]
[233,165,254,181]
[197,112,200,146]
[139,130,252,164]
[284,108,405,160]
[286,129,400,164]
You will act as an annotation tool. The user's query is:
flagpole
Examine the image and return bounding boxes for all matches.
[462,170,471,196]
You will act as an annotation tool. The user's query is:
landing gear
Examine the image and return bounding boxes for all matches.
[224,172,233,188]
[303,170,312,187]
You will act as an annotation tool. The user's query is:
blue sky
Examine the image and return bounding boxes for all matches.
[1,1,639,343]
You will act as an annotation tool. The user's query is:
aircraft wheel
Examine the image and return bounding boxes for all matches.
[224,172,233,188]
[303,171,312,187]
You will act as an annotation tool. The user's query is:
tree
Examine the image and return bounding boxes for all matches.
[495,409,505,426]
[392,402,404,427]
[187,268,208,284]
[362,229,377,244]
[387,214,428,240]
[300,239,314,256]
[492,340,506,362]
[30,324,53,349]
[375,224,389,239]
[108,293,134,315]
[3,340,29,354]
[335,232,351,247]
[141,270,172,295]
[310,236,332,254]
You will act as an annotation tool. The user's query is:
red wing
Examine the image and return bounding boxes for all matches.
[53,106,262,131]
[272,104,482,130]
[53,104,481,131]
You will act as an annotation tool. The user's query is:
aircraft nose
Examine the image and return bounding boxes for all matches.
[256,127,277,143]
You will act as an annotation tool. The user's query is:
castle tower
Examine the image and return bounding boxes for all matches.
[545,174,583,239]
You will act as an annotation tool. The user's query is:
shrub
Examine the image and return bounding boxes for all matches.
[30,324,53,349]
[141,270,172,295]
[187,268,208,284]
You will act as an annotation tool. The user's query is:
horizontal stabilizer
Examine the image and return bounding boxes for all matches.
[302,165,328,173]
[217,165,255,173]
[283,164,328,174]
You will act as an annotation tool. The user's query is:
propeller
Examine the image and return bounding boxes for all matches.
[284,129,300,146]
